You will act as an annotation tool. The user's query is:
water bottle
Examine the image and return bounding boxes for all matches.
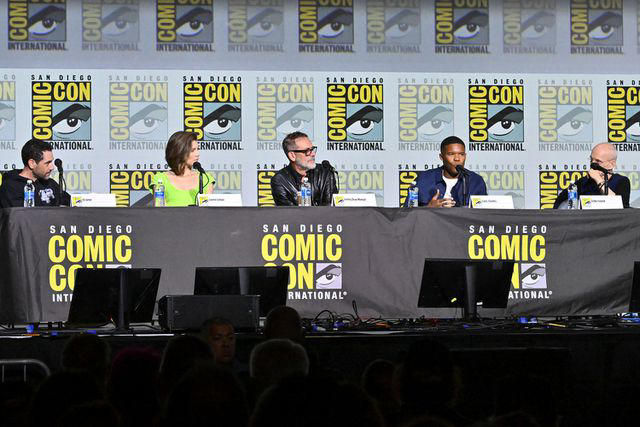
[568,182,579,210]
[408,181,419,207]
[154,178,165,207]
[300,177,312,207]
[23,180,35,207]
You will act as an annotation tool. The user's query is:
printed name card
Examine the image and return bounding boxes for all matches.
[70,193,117,207]
[197,193,243,207]
[580,195,623,210]
[469,195,514,209]
[332,194,377,207]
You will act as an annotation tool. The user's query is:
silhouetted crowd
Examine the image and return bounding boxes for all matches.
[0,306,636,427]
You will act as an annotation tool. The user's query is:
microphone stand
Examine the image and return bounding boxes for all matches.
[462,174,468,207]
[58,169,65,206]
[603,171,609,195]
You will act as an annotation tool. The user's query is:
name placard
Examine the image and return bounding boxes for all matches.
[197,193,243,207]
[469,195,514,209]
[332,194,377,207]
[70,193,117,207]
[580,195,623,210]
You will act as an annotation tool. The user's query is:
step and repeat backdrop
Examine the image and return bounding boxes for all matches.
[0,0,640,209]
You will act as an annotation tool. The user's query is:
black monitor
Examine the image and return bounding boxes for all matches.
[628,262,640,311]
[194,266,289,317]
[67,268,161,329]
[418,259,514,320]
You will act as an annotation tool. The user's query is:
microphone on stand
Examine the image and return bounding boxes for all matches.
[322,160,340,194]
[193,162,205,196]
[455,165,468,175]
[590,163,610,174]
[590,163,610,195]
[54,159,65,205]
[455,165,469,207]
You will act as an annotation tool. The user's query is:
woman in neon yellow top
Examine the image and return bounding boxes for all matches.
[151,131,214,206]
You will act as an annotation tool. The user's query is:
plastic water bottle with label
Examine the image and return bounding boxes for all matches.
[300,177,312,207]
[154,179,165,207]
[408,181,419,207]
[568,182,579,210]
[23,180,35,207]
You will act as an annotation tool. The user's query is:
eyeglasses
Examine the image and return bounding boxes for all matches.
[289,146,317,156]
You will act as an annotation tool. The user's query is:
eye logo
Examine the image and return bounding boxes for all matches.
[82,2,140,45]
[156,1,213,45]
[419,106,453,138]
[248,8,283,40]
[487,106,523,141]
[8,1,67,43]
[519,263,547,289]
[228,2,284,46]
[453,10,488,43]
[503,1,556,54]
[29,4,66,39]
[346,105,383,141]
[317,8,352,41]
[176,7,212,39]
[315,263,342,289]
[129,104,166,139]
[570,0,623,53]
[203,104,240,140]
[52,103,91,140]
[366,0,420,50]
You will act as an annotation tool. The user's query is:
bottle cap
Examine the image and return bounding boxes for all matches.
[27,179,32,184]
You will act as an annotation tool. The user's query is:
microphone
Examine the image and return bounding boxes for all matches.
[54,159,65,205]
[456,165,469,207]
[590,162,610,174]
[192,162,205,174]
[455,165,468,175]
[321,160,340,194]
[321,160,335,171]
[192,162,205,198]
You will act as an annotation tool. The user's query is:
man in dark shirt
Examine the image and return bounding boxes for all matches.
[270,132,337,206]
[415,136,487,207]
[553,142,630,208]
[0,138,70,208]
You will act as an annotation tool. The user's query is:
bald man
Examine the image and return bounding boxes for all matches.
[553,143,630,208]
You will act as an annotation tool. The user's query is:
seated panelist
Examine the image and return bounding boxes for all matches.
[150,131,214,207]
[270,131,337,206]
[0,138,70,208]
[553,142,630,209]
[415,136,487,208]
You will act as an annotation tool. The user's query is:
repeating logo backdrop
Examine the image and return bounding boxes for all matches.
[2,0,640,212]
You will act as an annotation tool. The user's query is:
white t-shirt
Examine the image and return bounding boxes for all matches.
[443,175,458,199]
